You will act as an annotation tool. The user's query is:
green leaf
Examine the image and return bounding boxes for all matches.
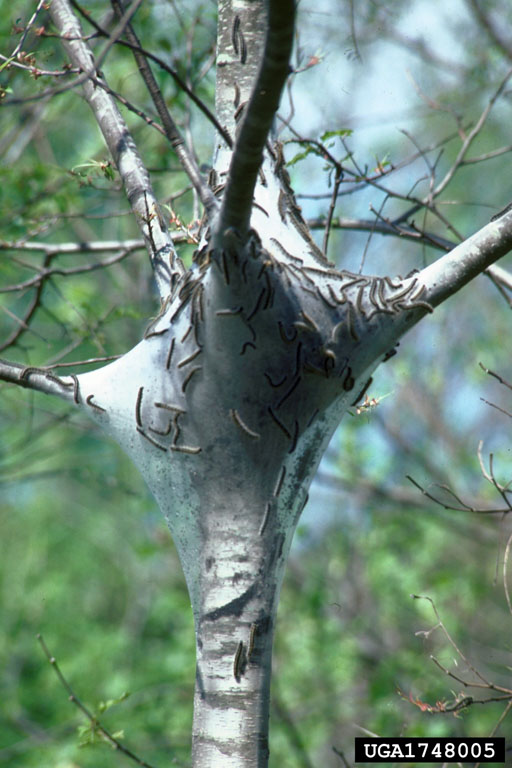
[98,691,130,713]
[320,129,353,141]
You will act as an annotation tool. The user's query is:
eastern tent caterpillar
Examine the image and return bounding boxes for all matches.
[273,465,286,498]
[258,502,272,536]
[221,251,230,284]
[234,102,245,123]
[240,341,256,355]
[342,366,355,392]
[232,15,240,52]
[135,386,144,427]
[346,301,360,341]
[330,320,345,344]
[267,406,292,439]
[351,376,373,407]
[300,310,319,333]
[316,285,338,309]
[149,422,173,437]
[216,306,242,316]
[384,276,403,290]
[278,189,287,222]
[233,640,244,681]
[307,408,319,428]
[181,366,202,393]
[85,394,106,412]
[181,324,193,343]
[230,408,260,439]
[263,273,274,309]
[270,237,304,266]
[377,277,387,309]
[233,81,240,108]
[328,283,345,306]
[264,371,287,388]
[369,279,380,310]
[45,372,67,386]
[247,288,265,321]
[170,444,202,455]
[166,338,175,370]
[144,326,168,339]
[136,426,167,452]
[154,402,186,413]
[389,279,417,305]
[355,285,367,318]
[70,374,80,404]
[19,366,42,381]
[177,348,202,369]
[341,275,367,291]
[323,350,336,376]
[408,299,434,313]
[231,15,247,64]
[248,623,257,659]
[288,420,299,454]
[276,375,301,409]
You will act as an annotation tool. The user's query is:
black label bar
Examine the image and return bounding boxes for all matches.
[354,737,505,763]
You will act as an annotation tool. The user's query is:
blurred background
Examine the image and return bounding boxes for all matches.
[1,0,512,765]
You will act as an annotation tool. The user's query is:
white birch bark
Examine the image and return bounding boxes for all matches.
[3,2,512,767]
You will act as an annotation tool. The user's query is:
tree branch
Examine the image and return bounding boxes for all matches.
[70,0,232,149]
[466,0,512,61]
[429,67,512,201]
[309,215,512,304]
[0,359,77,402]
[418,209,512,308]
[214,0,296,243]
[109,0,217,217]
[48,0,185,299]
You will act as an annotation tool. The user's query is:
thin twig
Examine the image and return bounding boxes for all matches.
[36,634,160,768]
[406,475,509,514]
[431,68,512,200]
[69,0,232,148]
[110,0,217,216]
[479,362,512,391]
[323,164,344,256]
[412,595,502,689]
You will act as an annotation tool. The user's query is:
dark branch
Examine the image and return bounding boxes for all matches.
[48,0,185,299]
[110,0,217,216]
[70,0,232,148]
[215,0,296,243]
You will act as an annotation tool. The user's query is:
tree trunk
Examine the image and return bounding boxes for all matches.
[2,2,512,767]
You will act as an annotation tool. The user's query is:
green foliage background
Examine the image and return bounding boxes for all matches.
[1,1,512,766]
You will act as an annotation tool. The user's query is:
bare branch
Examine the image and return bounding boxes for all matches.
[406,475,510,515]
[430,68,512,201]
[0,252,51,353]
[48,0,185,299]
[69,0,232,148]
[479,362,512,391]
[0,239,146,256]
[215,0,296,243]
[419,208,512,309]
[109,0,217,217]
[37,634,160,768]
[466,0,512,61]
[0,245,139,293]
[0,359,76,402]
